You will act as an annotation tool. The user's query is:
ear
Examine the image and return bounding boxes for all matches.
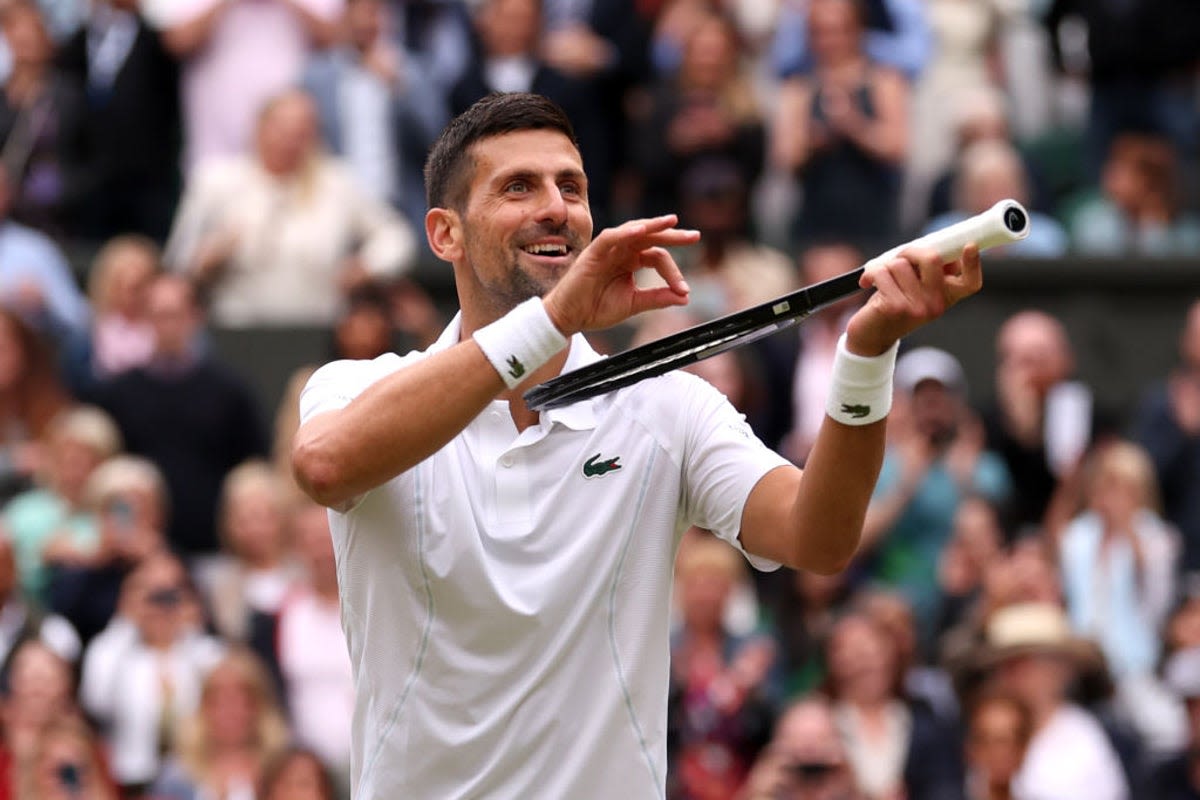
[425,207,463,263]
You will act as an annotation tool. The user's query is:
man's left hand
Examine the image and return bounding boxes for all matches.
[845,244,982,357]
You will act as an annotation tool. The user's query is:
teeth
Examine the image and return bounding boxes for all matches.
[523,244,568,256]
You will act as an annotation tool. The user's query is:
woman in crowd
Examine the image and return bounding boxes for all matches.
[21,716,119,800]
[258,748,338,800]
[632,10,766,220]
[163,88,416,328]
[771,0,907,251]
[60,235,159,398]
[153,648,291,800]
[823,611,963,799]
[0,640,79,795]
[203,461,299,645]
[963,690,1032,800]
[0,307,68,502]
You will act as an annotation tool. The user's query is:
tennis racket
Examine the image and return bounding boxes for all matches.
[523,199,1031,411]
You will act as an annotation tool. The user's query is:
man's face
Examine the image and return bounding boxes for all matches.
[910,380,961,447]
[456,130,592,316]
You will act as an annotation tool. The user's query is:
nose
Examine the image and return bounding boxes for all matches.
[535,179,568,227]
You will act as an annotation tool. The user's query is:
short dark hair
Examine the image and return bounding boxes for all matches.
[424,93,578,211]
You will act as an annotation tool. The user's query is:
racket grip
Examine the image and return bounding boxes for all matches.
[865,199,1031,270]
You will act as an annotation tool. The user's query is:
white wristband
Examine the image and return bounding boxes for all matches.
[473,298,569,389]
[825,333,898,426]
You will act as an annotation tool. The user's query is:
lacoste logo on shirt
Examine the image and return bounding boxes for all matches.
[840,403,871,419]
[507,355,526,379]
[583,453,622,478]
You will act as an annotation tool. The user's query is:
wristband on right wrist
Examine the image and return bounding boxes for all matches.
[473,298,569,389]
[825,333,898,426]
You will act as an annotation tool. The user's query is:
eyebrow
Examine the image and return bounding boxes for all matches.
[494,167,587,187]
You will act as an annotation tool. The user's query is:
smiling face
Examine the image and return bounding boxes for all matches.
[447,129,592,321]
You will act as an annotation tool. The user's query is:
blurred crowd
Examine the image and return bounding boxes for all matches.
[0,0,1194,798]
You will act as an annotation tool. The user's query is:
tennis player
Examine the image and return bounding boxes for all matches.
[292,92,982,798]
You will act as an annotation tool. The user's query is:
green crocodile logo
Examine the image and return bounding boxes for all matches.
[583,453,622,478]
[507,355,526,380]
[840,403,871,419]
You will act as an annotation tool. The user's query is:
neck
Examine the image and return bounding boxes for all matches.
[1028,697,1060,733]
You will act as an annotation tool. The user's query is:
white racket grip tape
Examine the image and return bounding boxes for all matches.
[864,199,1031,272]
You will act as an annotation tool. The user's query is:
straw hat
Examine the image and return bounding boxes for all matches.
[975,602,1103,670]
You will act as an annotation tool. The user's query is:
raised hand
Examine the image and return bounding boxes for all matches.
[542,214,698,335]
[845,243,982,356]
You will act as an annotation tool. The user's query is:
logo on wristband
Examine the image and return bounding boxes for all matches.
[507,355,526,380]
[840,403,871,419]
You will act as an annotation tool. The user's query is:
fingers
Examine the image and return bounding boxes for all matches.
[640,246,690,296]
[590,215,700,263]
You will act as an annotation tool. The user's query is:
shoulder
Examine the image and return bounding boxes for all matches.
[300,351,416,424]
[185,156,256,193]
[1,221,63,254]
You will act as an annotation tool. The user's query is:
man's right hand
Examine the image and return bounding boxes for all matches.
[541,214,698,336]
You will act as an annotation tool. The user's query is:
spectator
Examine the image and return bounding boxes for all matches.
[1045,0,1200,173]
[924,87,1049,223]
[823,610,963,799]
[784,241,866,465]
[770,0,929,81]
[962,690,1032,800]
[538,0,650,225]
[0,2,87,237]
[59,234,158,398]
[1059,441,1180,680]
[667,532,776,799]
[150,0,343,170]
[979,602,1129,800]
[985,310,1100,533]
[0,165,88,339]
[380,0,472,113]
[631,12,766,221]
[258,747,338,800]
[80,551,224,794]
[0,532,79,671]
[861,347,1011,630]
[1065,132,1200,257]
[0,639,79,795]
[637,160,794,319]
[21,715,119,800]
[0,308,68,502]
[1146,646,1200,799]
[934,496,1005,643]
[449,0,611,223]
[43,454,167,644]
[2,405,121,605]
[739,694,865,800]
[203,461,299,645]
[152,648,291,800]
[164,89,416,327]
[275,502,352,788]
[1133,300,1200,575]
[772,0,908,252]
[304,0,444,228]
[905,0,1022,226]
[922,140,1068,258]
[88,274,268,558]
[57,0,182,243]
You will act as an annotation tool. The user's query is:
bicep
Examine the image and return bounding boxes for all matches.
[737,464,803,567]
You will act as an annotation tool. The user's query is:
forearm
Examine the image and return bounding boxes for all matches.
[292,341,506,508]
[284,0,340,48]
[787,416,886,573]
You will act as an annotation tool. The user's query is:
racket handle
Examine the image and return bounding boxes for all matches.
[865,199,1031,270]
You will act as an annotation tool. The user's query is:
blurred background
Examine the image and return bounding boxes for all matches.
[0,0,1197,797]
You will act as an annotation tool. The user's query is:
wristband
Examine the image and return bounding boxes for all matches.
[825,333,898,426]
[473,298,569,389]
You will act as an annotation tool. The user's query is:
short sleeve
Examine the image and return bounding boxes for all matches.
[299,353,409,425]
[680,379,792,571]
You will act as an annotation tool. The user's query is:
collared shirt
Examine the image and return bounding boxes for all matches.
[299,315,789,799]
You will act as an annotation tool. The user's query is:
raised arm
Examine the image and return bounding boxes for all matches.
[739,245,982,574]
[291,215,698,508]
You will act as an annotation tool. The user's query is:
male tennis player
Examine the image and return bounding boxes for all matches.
[292,93,982,798]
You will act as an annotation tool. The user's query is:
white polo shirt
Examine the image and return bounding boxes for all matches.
[299,315,790,799]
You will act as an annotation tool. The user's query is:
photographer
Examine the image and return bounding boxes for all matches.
[739,695,864,800]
